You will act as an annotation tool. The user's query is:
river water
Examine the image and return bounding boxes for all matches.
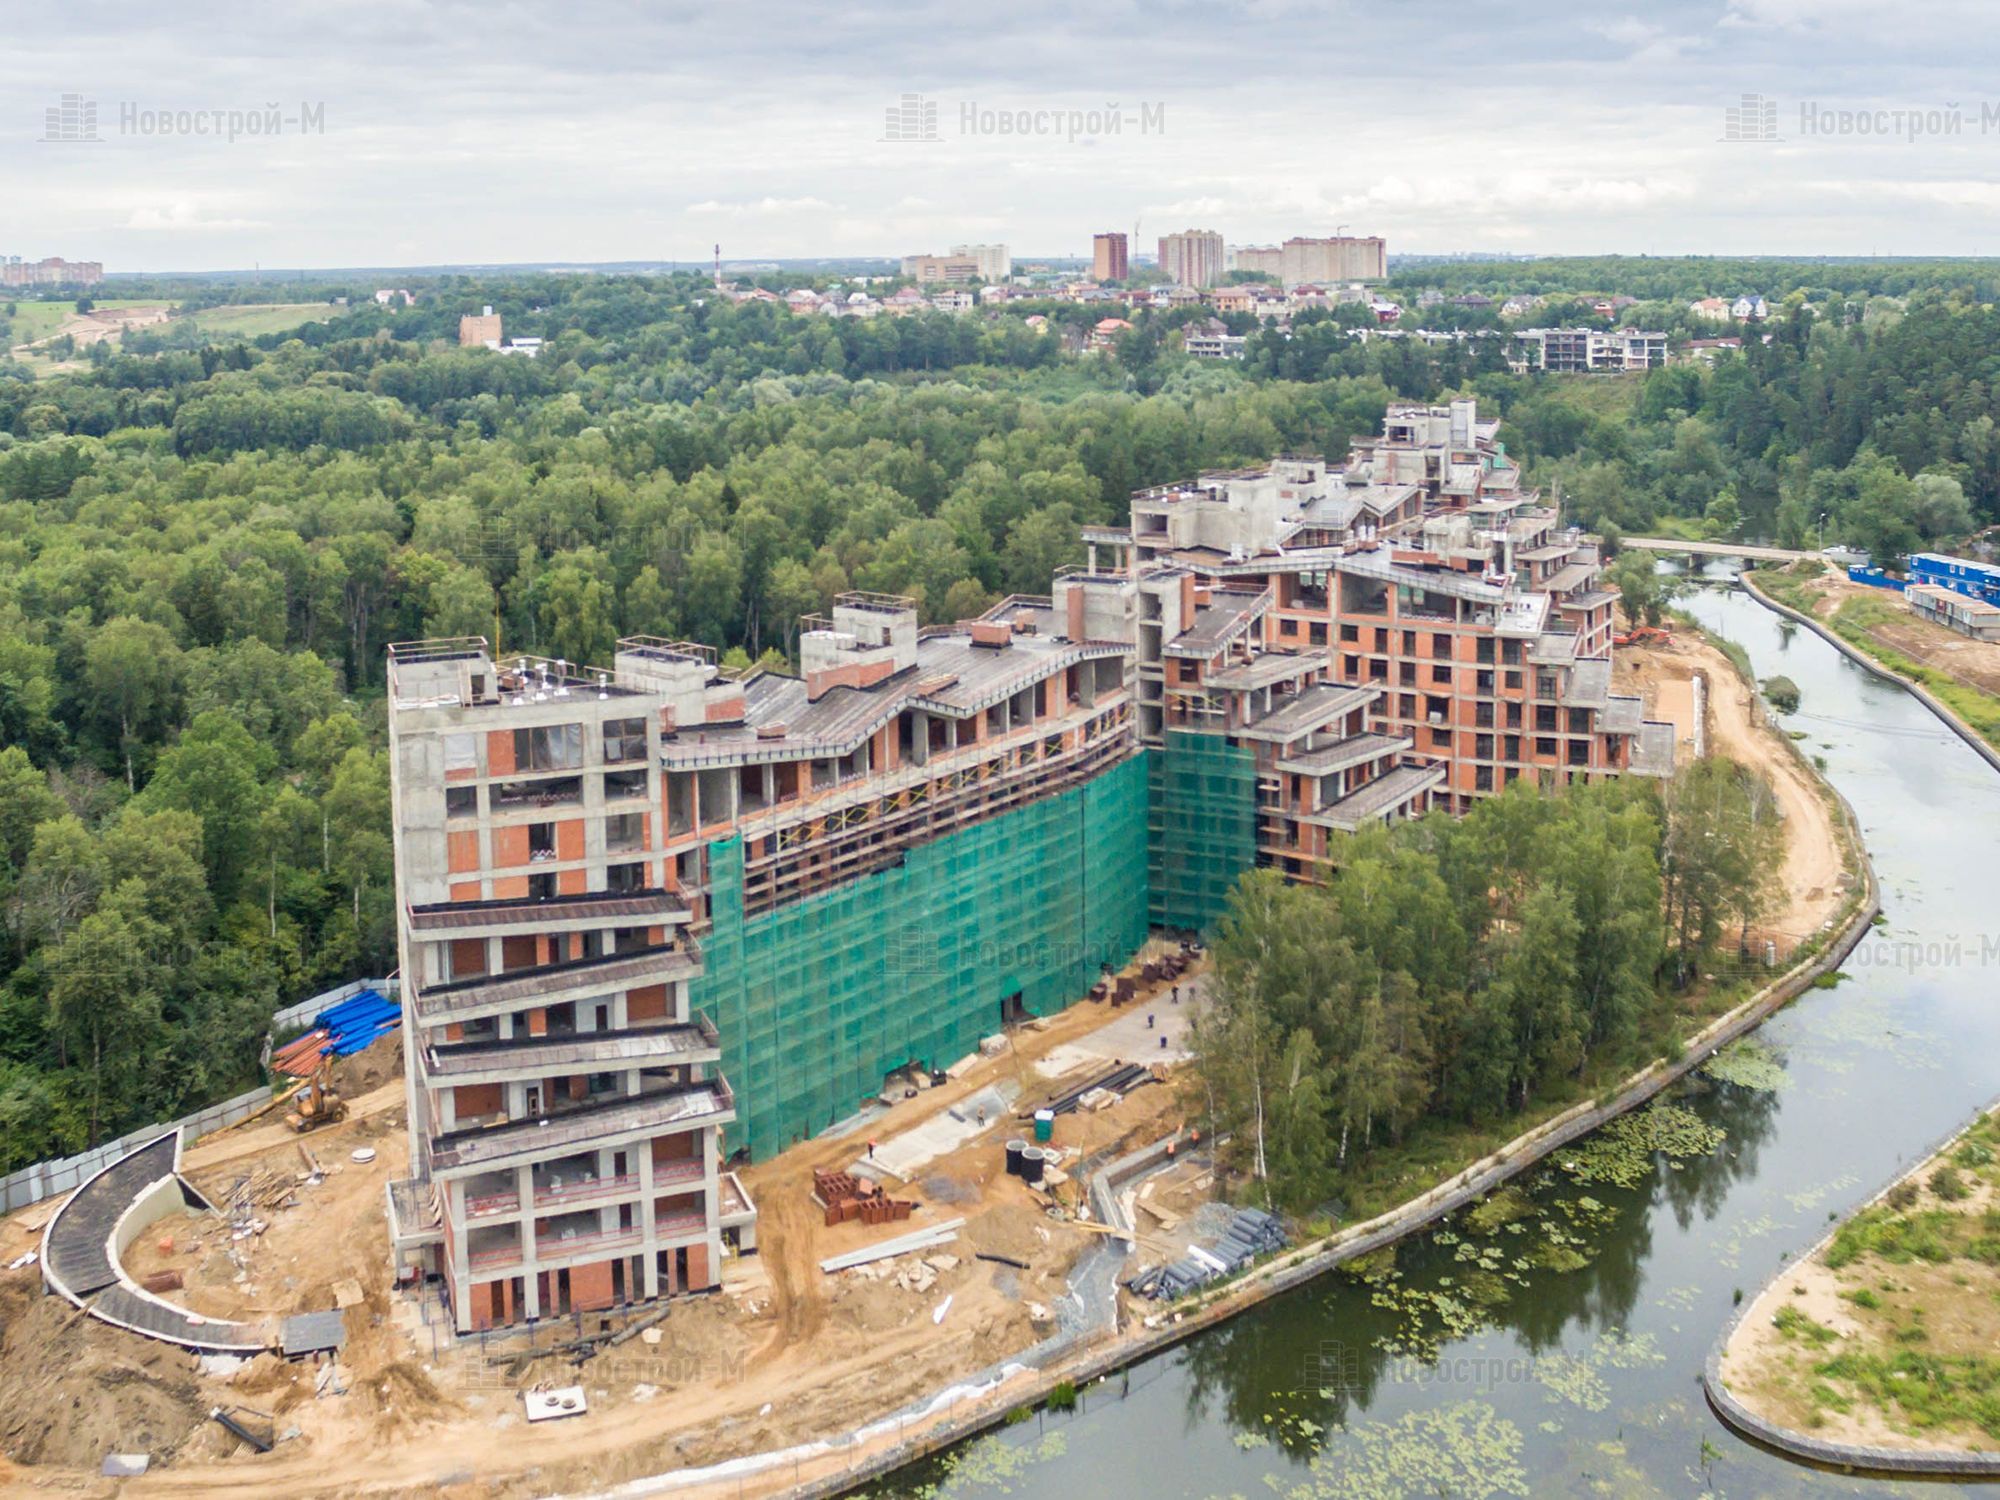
[881,581,2000,1499]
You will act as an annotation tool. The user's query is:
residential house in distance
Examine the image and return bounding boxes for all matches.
[1510,327,1667,374]
[1183,320,1247,359]
[1689,296,1733,321]
[1229,245,1283,278]
[1090,316,1134,350]
[1679,337,1742,364]
[459,306,503,348]
[1732,294,1770,321]
[1278,235,1386,284]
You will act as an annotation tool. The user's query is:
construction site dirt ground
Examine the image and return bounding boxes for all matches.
[1613,628,1847,944]
[0,956,1206,1499]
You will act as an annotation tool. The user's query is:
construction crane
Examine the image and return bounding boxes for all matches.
[285,1055,348,1133]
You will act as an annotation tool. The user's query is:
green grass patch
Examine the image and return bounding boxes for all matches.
[1826,1206,1962,1269]
[1774,1304,1839,1346]
[1815,1349,2000,1438]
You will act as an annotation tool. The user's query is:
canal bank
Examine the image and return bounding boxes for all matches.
[1741,566,2000,777]
[853,581,2000,1500]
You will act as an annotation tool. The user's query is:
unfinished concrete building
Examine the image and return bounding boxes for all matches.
[1089,399,1672,828]
[383,642,754,1332]
[378,399,1675,1332]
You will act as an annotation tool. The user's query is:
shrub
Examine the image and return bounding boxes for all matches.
[1763,675,1802,713]
[1931,1166,1970,1203]
[1047,1379,1077,1412]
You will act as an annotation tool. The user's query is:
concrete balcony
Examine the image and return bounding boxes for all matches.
[412,942,701,1026]
[462,1158,704,1221]
[406,889,688,940]
[429,1077,736,1175]
[422,1015,720,1087]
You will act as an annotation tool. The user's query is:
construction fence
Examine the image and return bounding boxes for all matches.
[1149,730,1258,934]
[0,975,398,1217]
[693,754,1152,1160]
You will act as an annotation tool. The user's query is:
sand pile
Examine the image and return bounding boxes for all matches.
[0,1271,204,1468]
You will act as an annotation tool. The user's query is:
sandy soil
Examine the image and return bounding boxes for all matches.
[1721,1115,2000,1452]
[1613,630,1846,944]
[0,946,1203,1499]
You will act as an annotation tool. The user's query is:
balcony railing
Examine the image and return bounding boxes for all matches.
[465,1161,705,1222]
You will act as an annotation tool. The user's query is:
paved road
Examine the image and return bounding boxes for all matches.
[1622,536,1816,563]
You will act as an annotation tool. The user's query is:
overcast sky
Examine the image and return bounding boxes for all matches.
[7,0,2000,272]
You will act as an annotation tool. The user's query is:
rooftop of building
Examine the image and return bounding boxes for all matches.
[659,616,1129,768]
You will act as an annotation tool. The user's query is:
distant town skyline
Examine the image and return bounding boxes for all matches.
[9,0,2000,272]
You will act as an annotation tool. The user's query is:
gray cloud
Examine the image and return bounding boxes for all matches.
[5,0,2000,269]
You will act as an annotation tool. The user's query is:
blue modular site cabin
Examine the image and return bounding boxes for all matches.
[1908,552,2000,605]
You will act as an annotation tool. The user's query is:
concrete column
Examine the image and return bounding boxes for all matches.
[637,1144,659,1296]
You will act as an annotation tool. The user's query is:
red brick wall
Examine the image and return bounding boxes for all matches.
[570,1259,617,1313]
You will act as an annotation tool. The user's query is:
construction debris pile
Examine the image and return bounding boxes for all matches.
[812,1167,916,1228]
[1125,1207,1286,1302]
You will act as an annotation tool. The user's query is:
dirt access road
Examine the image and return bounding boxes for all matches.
[1614,629,1846,943]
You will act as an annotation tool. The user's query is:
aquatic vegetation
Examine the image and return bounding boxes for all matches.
[1260,1401,1529,1500]
[1533,1330,1665,1413]
[1560,1104,1726,1188]
[1700,1038,1787,1091]
[909,1430,1067,1497]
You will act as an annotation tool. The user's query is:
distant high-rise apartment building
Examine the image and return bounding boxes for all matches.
[1279,235,1387,285]
[1092,232,1130,282]
[0,256,104,287]
[1157,229,1225,288]
[950,243,1011,281]
[1229,245,1283,278]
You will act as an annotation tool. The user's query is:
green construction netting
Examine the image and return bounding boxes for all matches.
[1149,729,1257,933]
[691,753,1151,1159]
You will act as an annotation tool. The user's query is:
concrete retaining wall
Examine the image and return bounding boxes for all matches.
[1702,1100,2000,1476]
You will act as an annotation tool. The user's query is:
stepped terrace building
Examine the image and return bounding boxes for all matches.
[381,399,1670,1331]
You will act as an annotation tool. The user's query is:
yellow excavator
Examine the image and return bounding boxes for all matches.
[285,1057,348,1133]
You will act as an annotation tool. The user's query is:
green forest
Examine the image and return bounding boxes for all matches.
[0,256,1995,1172]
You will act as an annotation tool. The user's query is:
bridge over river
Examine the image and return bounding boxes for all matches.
[1622,535,1818,563]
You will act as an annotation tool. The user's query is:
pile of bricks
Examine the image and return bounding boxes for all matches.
[812,1168,916,1228]
[1093,941,1201,1006]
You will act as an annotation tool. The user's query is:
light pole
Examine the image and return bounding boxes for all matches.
[1816,510,1829,552]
